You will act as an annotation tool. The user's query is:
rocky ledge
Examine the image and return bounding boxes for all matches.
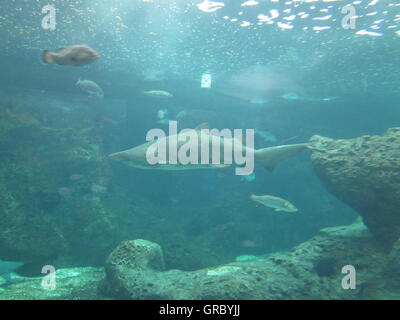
[0,267,106,300]
[99,221,400,300]
[309,127,400,244]
[3,220,399,299]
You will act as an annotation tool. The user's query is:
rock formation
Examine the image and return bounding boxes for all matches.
[100,221,400,299]
[309,128,400,244]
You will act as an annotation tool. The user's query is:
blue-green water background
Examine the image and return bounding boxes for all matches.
[0,0,399,274]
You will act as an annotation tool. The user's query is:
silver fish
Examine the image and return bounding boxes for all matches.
[250,194,298,213]
[143,90,173,99]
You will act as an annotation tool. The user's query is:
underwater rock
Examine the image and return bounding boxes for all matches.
[100,220,400,299]
[309,128,400,244]
[105,239,165,271]
[0,267,105,300]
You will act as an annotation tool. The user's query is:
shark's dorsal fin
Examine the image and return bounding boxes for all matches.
[195,122,210,131]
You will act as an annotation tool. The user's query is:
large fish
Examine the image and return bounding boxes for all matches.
[41,45,100,67]
[249,194,298,213]
[109,123,308,172]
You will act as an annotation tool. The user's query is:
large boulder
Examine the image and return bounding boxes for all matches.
[100,221,400,299]
[309,128,400,244]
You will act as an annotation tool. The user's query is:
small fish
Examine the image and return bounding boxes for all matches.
[249,194,298,213]
[239,240,257,248]
[69,174,84,181]
[0,259,24,284]
[76,79,104,99]
[143,90,173,99]
[157,109,168,120]
[90,184,107,193]
[41,45,100,67]
[101,117,119,126]
[250,98,270,105]
[281,92,303,101]
[58,187,73,197]
[282,92,337,102]
[156,109,169,124]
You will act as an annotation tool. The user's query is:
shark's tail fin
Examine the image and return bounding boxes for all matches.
[254,143,309,172]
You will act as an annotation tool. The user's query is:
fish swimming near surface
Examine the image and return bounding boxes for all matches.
[76,79,104,99]
[0,259,24,284]
[143,90,173,99]
[109,123,309,172]
[41,45,100,66]
[249,194,298,213]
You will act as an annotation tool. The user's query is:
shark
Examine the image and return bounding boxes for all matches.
[109,123,309,173]
[0,259,24,284]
